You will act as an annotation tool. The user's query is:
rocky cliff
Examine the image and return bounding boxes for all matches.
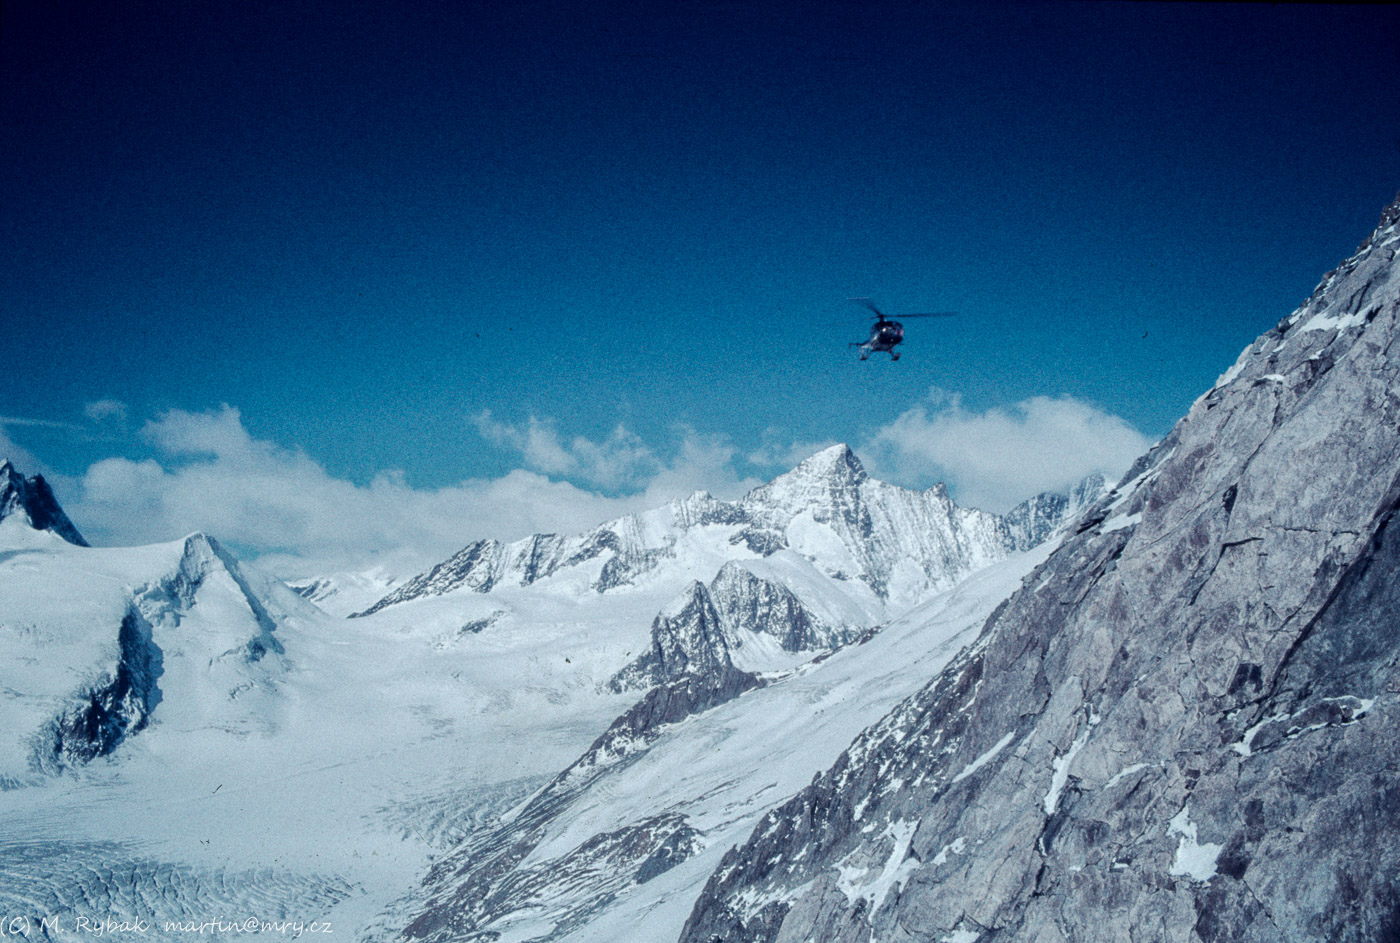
[0,459,88,546]
[678,197,1400,943]
[608,563,865,693]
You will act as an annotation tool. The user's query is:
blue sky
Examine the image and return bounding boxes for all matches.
[3,0,1398,573]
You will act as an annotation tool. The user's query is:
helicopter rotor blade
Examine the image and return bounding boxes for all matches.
[896,311,958,319]
[848,297,887,320]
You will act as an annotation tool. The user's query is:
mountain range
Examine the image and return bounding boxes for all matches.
[2,192,1398,942]
[0,426,1096,940]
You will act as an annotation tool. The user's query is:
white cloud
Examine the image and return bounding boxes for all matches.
[636,429,760,505]
[140,403,264,460]
[83,399,129,426]
[0,415,84,431]
[11,393,1146,581]
[470,410,754,498]
[57,406,760,580]
[862,393,1152,513]
[472,411,581,478]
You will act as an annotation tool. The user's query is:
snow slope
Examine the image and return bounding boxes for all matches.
[286,568,404,619]
[0,520,644,939]
[400,541,1058,943]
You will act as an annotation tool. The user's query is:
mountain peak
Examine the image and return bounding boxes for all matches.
[800,443,867,482]
[1379,189,1400,228]
[0,460,89,547]
[739,444,868,521]
[765,444,867,492]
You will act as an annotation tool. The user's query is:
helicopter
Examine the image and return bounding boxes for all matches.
[848,298,955,361]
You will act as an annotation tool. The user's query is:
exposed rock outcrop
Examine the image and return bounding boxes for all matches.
[1000,472,1106,552]
[609,562,865,693]
[708,562,861,654]
[610,581,734,692]
[0,460,88,546]
[43,606,162,770]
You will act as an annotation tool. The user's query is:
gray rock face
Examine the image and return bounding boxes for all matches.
[44,607,161,769]
[678,196,1400,943]
[0,460,88,546]
[708,562,860,654]
[609,563,866,693]
[1000,473,1106,552]
[610,581,734,691]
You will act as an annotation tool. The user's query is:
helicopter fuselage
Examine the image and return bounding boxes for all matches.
[855,318,905,359]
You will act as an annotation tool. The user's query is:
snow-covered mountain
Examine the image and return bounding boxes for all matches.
[287,567,404,618]
[355,445,1090,619]
[10,179,1398,943]
[0,527,293,786]
[379,194,1400,943]
[0,440,1096,940]
[369,442,1097,943]
[349,445,1102,695]
[0,517,393,930]
[400,545,1058,943]
[19,185,1400,943]
[999,471,1105,552]
[0,508,619,935]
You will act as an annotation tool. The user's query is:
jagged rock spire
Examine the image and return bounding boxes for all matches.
[0,459,88,546]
